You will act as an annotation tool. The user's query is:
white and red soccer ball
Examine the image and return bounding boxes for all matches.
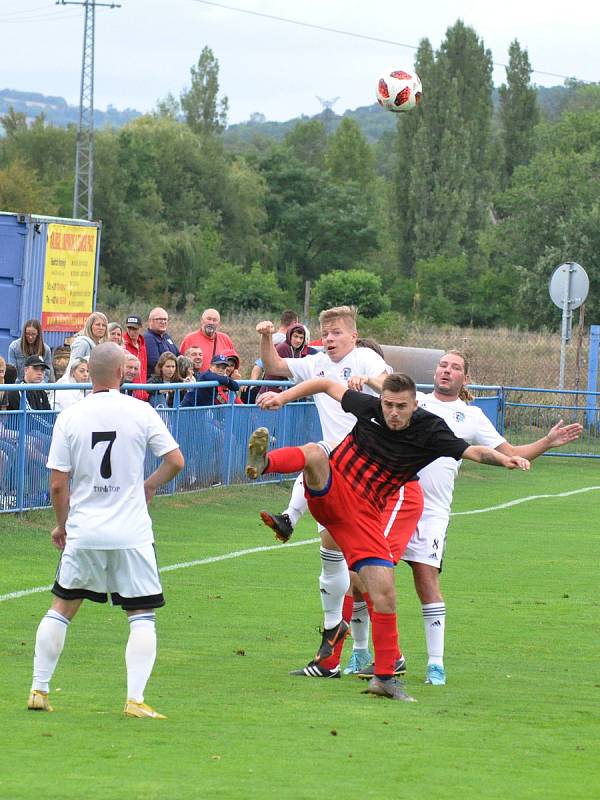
[376,69,422,112]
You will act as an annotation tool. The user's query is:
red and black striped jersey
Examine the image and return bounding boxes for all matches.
[331,390,469,507]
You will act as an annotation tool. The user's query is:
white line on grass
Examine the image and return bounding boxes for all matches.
[2,484,599,604]
[449,484,600,516]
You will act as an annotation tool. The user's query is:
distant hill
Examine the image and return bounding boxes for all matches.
[0,88,142,130]
[0,84,575,144]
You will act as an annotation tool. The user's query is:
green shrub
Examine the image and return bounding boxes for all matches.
[312,269,391,318]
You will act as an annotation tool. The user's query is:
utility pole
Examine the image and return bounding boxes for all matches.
[57,0,120,220]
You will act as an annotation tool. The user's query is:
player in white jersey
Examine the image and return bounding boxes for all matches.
[255,307,399,677]
[27,343,184,718]
[350,350,582,686]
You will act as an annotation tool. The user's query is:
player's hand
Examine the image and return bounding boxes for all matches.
[256,321,275,336]
[347,374,368,391]
[505,456,530,471]
[51,526,67,550]
[257,391,284,410]
[144,481,157,505]
[546,419,583,447]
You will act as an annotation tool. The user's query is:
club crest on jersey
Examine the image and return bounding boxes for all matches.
[341,367,352,379]
[453,411,466,422]
[317,370,325,377]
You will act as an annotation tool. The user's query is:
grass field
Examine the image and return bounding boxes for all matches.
[1,457,599,800]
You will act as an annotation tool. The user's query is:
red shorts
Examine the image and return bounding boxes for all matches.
[306,465,390,569]
[383,481,424,563]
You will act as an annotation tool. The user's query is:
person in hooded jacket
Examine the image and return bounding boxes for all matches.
[216,349,244,405]
[259,324,317,395]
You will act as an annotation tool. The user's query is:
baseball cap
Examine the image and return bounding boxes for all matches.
[211,354,229,366]
[24,355,46,368]
[126,315,143,327]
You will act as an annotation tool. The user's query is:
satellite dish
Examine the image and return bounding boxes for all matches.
[549,262,589,310]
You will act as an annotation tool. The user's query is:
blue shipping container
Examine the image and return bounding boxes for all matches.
[0,212,102,358]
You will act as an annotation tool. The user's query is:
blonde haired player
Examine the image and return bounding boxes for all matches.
[256,307,423,678]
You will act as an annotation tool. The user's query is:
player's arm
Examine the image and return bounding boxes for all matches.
[144,447,185,504]
[258,378,346,410]
[49,469,71,550]
[496,420,583,461]
[462,445,530,471]
[347,373,386,393]
[256,320,292,377]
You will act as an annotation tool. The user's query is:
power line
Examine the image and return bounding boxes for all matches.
[190,0,585,83]
[0,9,81,23]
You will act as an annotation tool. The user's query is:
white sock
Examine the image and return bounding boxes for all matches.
[125,613,157,703]
[31,609,70,692]
[422,602,446,667]
[350,601,370,651]
[284,473,308,527]
[319,547,349,629]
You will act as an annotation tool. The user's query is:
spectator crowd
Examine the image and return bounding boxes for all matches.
[0,307,313,414]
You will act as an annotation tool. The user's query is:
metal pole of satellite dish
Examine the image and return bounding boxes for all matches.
[558,263,573,389]
[549,261,589,390]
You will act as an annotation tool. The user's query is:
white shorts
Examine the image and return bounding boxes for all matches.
[53,543,164,609]
[401,512,450,569]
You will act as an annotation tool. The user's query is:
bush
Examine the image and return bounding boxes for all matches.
[359,311,409,344]
[312,269,391,318]
[201,262,287,313]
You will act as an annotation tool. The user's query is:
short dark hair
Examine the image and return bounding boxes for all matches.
[382,373,416,396]
[280,309,299,327]
[356,337,385,360]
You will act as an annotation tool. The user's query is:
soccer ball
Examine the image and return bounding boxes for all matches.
[376,69,422,112]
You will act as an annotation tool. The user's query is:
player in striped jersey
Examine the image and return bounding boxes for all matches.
[249,372,530,701]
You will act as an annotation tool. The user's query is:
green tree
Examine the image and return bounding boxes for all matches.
[498,40,539,185]
[312,269,390,317]
[484,110,600,326]
[283,119,328,168]
[259,148,379,282]
[0,159,58,214]
[325,117,375,189]
[395,22,494,276]
[0,106,27,137]
[180,46,228,137]
[201,263,286,312]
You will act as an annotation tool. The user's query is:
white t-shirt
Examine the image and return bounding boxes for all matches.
[286,348,390,441]
[416,391,505,518]
[47,390,178,549]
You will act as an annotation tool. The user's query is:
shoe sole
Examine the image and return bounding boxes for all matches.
[355,663,407,679]
[363,680,417,703]
[123,704,167,719]
[260,511,292,543]
[246,428,269,479]
[27,693,53,712]
[289,667,341,678]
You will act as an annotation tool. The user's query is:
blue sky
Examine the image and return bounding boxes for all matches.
[2,0,599,123]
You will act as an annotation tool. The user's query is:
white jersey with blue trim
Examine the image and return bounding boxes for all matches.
[416,391,505,518]
[285,348,390,442]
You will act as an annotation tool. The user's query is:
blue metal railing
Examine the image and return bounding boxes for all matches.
[1,381,598,514]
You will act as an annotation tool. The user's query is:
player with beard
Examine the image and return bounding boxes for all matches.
[347,351,582,685]
[248,372,530,701]
[255,307,425,679]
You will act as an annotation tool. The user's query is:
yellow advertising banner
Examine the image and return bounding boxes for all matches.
[41,223,98,331]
